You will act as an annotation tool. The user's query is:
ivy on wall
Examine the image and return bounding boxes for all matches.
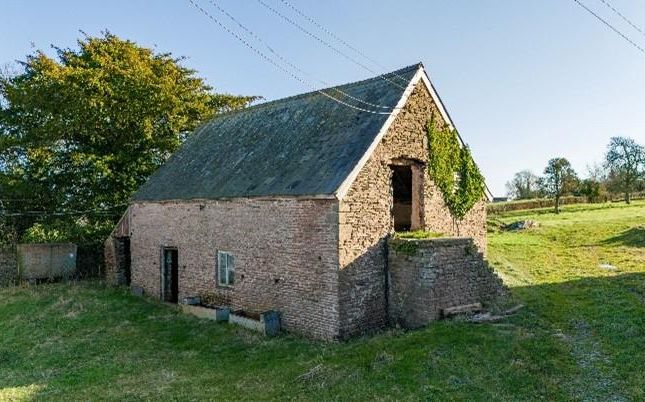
[426,119,485,224]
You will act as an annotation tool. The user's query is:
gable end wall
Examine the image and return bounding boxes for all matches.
[338,81,487,337]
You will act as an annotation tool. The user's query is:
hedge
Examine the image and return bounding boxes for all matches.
[487,192,645,215]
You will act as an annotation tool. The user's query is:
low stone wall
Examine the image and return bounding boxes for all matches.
[387,237,505,329]
[0,246,17,287]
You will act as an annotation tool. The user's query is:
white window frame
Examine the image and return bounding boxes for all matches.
[217,251,235,287]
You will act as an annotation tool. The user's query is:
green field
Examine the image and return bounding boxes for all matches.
[1,202,643,401]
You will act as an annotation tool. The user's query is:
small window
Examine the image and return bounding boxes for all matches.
[217,251,235,287]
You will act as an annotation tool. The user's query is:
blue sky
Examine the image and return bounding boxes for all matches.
[2,0,644,195]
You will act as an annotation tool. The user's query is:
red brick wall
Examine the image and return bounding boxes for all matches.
[128,198,340,340]
[338,82,487,337]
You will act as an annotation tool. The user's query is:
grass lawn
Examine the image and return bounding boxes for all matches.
[1,201,643,401]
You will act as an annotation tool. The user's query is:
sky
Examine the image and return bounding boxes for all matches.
[1,0,644,196]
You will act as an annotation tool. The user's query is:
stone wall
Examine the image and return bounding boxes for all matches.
[338,81,487,337]
[0,246,17,287]
[105,208,131,284]
[387,237,505,329]
[104,237,130,285]
[128,198,340,340]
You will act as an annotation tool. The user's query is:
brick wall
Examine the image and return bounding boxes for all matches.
[387,238,505,329]
[128,198,340,340]
[105,237,130,285]
[338,82,487,337]
[0,246,17,287]
[105,209,131,284]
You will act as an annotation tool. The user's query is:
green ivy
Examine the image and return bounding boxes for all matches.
[391,240,419,256]
[426,120,485,223]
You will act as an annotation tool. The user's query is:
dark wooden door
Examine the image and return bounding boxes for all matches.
[116,237,131,286]
[162,248,178,303]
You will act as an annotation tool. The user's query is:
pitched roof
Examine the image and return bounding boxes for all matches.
[133,64,422,201]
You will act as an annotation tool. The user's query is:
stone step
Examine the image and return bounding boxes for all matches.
[442,303,483,317]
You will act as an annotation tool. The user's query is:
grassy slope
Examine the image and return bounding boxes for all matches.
[1,202,643,401]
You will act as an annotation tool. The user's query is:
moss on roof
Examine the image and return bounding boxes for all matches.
[133,64,420,201]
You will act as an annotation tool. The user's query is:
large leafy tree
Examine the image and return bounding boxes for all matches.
[542,157,578,214]
[0,32,258,244]
[604,136,644,204]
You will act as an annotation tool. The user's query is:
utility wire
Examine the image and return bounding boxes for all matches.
[187,0,396,114]
[276,0,410,86]
[1,199,128,217]
[272,0,487,169]
[194,1,493,199]
[191,2,490,191]
[598,0,645,38]
[206,0,398,110]
[255,0,407,90]
[1,206,127,217]
[572,0,645,54]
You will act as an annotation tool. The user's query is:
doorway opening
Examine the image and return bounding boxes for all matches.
[161,248,178,303]
[115,237,131,286]
[392,165,413,231]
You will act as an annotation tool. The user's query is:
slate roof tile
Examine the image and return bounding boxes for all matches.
[133,64,420,201]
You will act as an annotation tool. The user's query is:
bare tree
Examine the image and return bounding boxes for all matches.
[542,158,578,214]
[506,170,541,199]
[604,136,644,204]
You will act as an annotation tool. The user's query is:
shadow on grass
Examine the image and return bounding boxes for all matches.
[602,226,645,248]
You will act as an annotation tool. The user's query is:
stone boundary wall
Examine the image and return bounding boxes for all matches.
[387,237,505,329]
[0,246,17,287]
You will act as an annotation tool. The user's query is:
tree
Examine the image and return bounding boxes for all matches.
[505,170,541,200]
[542,158,578,214]
[578,179,602,203]
[604,136,644,204]
[0,32,259,245]
[576,163,607,203]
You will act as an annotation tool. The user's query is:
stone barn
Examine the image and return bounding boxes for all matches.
[105,63,503,340]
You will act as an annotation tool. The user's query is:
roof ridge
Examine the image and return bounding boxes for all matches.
[215,63,422,118]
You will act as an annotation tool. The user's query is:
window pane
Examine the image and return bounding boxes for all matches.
[227,254,235,272]
[218,252,226,285]
[227,254,234,285]
[216,251,235,286]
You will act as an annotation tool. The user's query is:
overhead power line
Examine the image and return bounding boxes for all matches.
[0,204,128,218]
[206,0,398,110]
[276,0,410,86]
[598,0,645,38]
[187,0,396,114]
[572,0,645,54]
[255,0,407,90]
